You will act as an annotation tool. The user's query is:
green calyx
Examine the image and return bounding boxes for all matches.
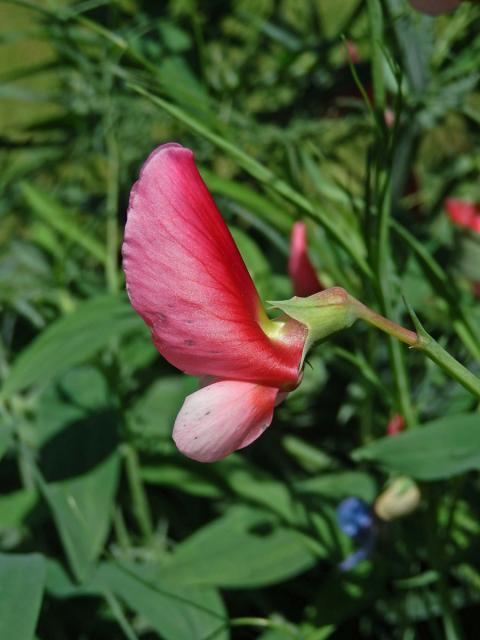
[268,287,358,361]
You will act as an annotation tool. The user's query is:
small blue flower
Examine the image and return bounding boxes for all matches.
[336,497,375,571]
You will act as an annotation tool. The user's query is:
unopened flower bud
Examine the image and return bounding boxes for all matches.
[374,477,421,521]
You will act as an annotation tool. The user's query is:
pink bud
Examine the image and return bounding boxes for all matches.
[387,414,405,436]
[445,198,480,234]
[288,222,324,297]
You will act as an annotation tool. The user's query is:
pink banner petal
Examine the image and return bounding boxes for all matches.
[123,144,305,386]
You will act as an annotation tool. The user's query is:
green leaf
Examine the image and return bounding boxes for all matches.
[0,488,38,529]
[296,471,377,503]
[20,182,107,264]
[141,462,223,498]
[161,506,317,588]
[201,168,292,234]
[0,424,13,462]
[352,413,480,480]
[95,561,228,640]
[127,375,197,447]
[3,295,143,396]
[0,553,46,640]
[367,0,386,111]
[39,451,119,582]
[39,450,117,581]
[32,366,120,582]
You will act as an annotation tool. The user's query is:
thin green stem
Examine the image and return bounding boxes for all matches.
[350,298,418,346]
[424,495,464,640]
[121,444,154,541]
[348,296,480,400]
[418,335,480,399]
[112,505,131,551]
[105,129,120,292]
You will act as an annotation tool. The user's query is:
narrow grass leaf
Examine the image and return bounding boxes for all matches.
[20,182,107,265]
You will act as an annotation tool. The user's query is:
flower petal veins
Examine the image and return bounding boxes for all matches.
[123,143,305,387]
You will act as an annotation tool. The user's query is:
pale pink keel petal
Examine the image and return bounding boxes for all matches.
[123,143,305,386]
[173,380,279,462]
[288,222,324,297]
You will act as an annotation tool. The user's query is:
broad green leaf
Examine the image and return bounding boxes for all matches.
[45,559,97,599]
[0,553,46,640]
[95,561,229,640]
[37,369,120,582]
[0,488,38,529]
[45,558,229,640]
[352,414,480,480]
[3,295,143,396]
[127,375,197,448]
[141,462,223,498]
[296,471,377,503]
[161,506,318,588]
[20,182,107,264]
[39,451,119,582]
[35,366,115,458]
[282,435,335,472]
[222,463,307,524]
[0,424,13,462]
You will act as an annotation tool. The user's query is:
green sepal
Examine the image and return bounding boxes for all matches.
[268,287,358,362]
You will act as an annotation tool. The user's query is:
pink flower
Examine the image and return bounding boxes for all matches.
[409,0,463,15]
[123,143,306,462]
[445,198,480,234]
[387,414,405,436]
[288,222,324,297]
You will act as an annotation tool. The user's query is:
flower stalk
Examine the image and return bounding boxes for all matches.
[349,295,480,400]
[278,288,480,401]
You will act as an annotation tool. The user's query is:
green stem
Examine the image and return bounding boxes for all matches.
[121,444,154,541]
[348,297,480,400]
[418,334,480,399]
[105,124,120,292]
[350,298,418,346]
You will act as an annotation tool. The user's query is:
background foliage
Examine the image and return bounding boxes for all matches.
[1,0,480,638]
